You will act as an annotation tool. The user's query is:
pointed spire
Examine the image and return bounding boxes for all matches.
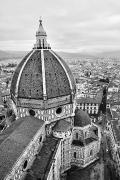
[39,16,42,26]
[34,18,51,49]
[37,17,47,36]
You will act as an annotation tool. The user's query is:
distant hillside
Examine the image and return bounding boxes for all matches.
[57,51,120,59]
[1,49,120,61]
[0,50,27,60]
[0,50,95,61]
[57,51,96,60]
[97,51,120,58]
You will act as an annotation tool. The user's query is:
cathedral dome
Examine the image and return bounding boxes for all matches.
[10,19,76,109]
[74,109,91,127]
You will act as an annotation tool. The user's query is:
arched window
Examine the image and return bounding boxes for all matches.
[76,133,78,140]
[29,89,31,96]
[29,109,35,117]
[23,160,28,170]
[43,39,45,48]
[90,150,93,156]
[74,152,76,158]
[39,39,41,48]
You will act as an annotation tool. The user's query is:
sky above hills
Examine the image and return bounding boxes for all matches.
[1,0,120,53]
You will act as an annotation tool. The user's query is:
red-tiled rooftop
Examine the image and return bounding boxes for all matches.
[11,49,76,101]
[53,119,72,132]
[111,110,119,119]
[74,109,91,127]
[76,91,103,104]
[0,116,44,179]
[25,136,60,180]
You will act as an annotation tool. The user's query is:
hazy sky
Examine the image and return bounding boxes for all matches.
[1,0,120,52]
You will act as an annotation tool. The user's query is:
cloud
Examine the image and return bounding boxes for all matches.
[1,0,120,52]
[0,40,34,51]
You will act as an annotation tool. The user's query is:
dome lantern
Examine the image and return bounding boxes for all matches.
[35,17,51,49]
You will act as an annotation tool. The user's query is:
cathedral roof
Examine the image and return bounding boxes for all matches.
[25,136,60,180]
[10,19,76,107]
[0,116,44,179]
[74,109,91,127]
[11,50,75,100]
[53,119,72,132]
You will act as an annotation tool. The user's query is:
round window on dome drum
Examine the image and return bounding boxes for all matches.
[29,109,35,116]
[56,107,62,114]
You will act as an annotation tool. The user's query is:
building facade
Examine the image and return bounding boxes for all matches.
[71,109,101,168]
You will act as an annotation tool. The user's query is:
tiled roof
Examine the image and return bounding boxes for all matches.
[0,116,44,179]
[10,49,75,101]
[53,51,76,94]
[25,136,60,180]
[18,50,43,99]
[111,110,119,119]
[53,119,72,132]
[74,109,91,127]
[10,51,32,96]
[77,94,102,104]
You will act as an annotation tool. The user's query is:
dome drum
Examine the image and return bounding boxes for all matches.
[16,94,72,110]
[52,119,72,138]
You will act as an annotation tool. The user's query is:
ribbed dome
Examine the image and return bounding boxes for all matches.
[74,109,91,127]
[10,49,75,103]
[10,19,76,108]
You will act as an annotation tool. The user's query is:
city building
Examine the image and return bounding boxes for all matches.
[76,93,102,115]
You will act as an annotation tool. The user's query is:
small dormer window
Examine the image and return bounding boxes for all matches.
[76,133,78,140]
